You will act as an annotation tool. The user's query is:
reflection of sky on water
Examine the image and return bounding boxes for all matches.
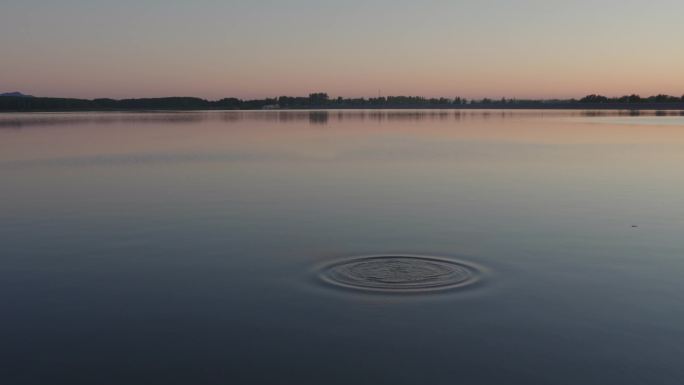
[1,110,684,385]
[578,116,684,126]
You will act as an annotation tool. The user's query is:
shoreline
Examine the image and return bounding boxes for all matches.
[3,94,684,113]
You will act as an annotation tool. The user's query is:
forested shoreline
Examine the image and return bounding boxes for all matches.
[2,92,684,111]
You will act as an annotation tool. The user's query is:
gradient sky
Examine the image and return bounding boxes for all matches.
[2,0,683,99]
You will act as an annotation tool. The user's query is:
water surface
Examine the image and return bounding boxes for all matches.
[1,110,683,385]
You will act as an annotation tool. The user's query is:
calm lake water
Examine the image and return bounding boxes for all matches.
[1,110,683,385]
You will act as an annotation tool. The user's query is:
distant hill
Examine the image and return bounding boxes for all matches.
[0,92,33,97]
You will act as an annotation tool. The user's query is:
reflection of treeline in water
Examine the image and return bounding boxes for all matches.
[2,92,684,111]
[3,109,684,129]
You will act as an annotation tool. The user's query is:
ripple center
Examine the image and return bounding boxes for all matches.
[318,255,481,293]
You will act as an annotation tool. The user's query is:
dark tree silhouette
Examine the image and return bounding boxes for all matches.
[580,94,609,103]
[2,92,684,111]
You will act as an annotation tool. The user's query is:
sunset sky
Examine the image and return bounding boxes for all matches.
[2,0,683,99]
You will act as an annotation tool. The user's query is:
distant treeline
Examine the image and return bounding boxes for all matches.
[2,92,684,111]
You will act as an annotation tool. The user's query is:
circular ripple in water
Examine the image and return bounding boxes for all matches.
[319,255,480,293]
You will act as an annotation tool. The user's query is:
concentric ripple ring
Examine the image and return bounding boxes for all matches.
[319,255,481,293]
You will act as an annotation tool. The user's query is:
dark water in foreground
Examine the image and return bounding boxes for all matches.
[1,110,683,385]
